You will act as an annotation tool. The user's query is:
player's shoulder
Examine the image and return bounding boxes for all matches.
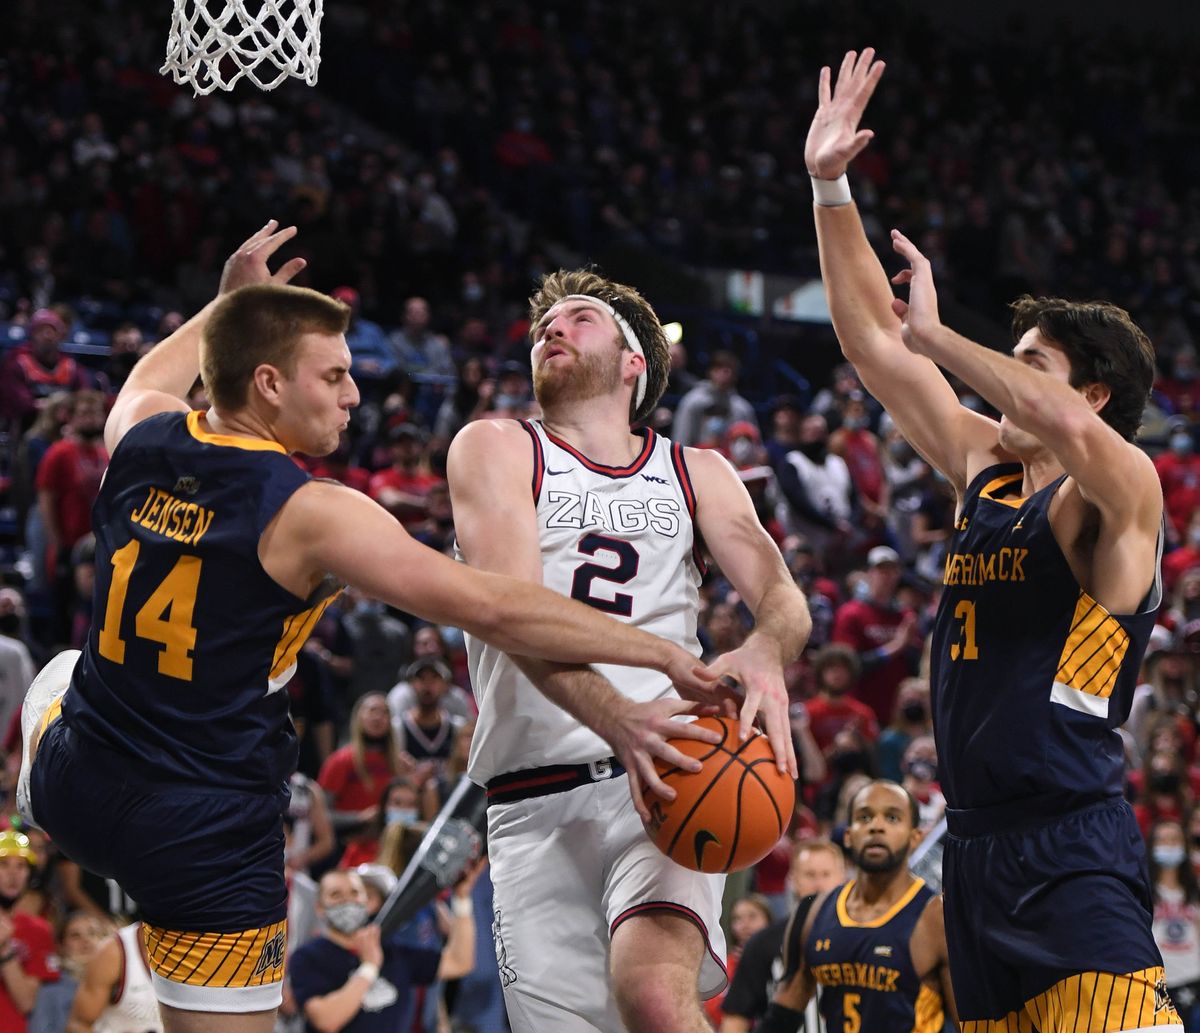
[447,418,536,478]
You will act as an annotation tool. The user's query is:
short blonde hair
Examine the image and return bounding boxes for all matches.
[202,284,349,412]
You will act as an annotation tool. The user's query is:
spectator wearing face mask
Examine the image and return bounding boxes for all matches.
[899,735,946,831]
[1148,819,1200,1030]
[1154,420,1200,544]
[1165,510,1200,594]
[339,777,423,870]
[1134,748,1196,837]
[875,677,934,782]
[288,869,441,1033]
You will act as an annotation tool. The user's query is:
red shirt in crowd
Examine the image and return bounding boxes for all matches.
[1154,451,1200,537]
[0,910,58,1033]
[317,745,395,813]
[831,600,916,726]
[805,694,881,753]
[367,468,442,527]
[35,437,109,551]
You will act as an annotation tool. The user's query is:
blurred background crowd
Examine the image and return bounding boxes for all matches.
[2,0,1200,1031]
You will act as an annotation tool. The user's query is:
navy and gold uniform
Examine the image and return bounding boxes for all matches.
[797,878,943,1033]
[30,411,339,1011]
[933,463,1179,1030]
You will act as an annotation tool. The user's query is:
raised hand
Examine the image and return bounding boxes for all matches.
[889,229,943,353]
[219,219,308,294]
[706,635,798,779]
[804,48,886,180]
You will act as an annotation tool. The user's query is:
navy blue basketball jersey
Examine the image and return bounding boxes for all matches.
[931,463,1161,814]
[65,411,340,791]
[804,878,943,1033]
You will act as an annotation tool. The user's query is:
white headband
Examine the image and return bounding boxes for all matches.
[559,293,648,412]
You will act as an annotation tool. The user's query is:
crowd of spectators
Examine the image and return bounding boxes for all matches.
[2,0,1200,1031]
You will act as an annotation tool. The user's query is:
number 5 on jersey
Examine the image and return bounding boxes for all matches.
[97,539,201,680]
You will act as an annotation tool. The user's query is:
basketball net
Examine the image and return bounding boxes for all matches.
[160,0,323,95]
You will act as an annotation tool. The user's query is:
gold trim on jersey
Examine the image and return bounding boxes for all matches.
[187,410,287,453]
[912,983,945,1033]
[978,472,1026,509]
[835,878,926,929]
[963,967,1181,1033]
[143,919,287,988]
[269,594,339,682]
[1051,591,1130,719]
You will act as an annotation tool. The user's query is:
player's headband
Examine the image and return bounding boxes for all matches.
[557,294,648,412]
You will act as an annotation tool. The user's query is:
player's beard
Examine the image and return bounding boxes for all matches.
[852,841,909,874]
[534,348,624,414]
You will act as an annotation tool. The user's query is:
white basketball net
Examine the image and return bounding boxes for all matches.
[160,0,323,95]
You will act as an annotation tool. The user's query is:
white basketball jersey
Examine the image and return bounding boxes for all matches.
[94,923,163,1033]
[466,422,704,783]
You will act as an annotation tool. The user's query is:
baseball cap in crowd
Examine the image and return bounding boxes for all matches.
[867,546,901,568]
[29,308,67,335]
[331,286,360,306]
[355,863,398,899]
[388,423,426,444]
[0,829,36,865]
[1145,624,1176,662]
[407,657,452,680]
[726,421,760,441]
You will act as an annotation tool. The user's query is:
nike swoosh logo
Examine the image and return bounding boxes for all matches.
[546,468,571,475]
[693,829,720,869]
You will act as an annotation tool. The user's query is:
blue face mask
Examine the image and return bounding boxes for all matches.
[1171,432,1193,455]
[387,807,417,827]
[1154,845,1186,869]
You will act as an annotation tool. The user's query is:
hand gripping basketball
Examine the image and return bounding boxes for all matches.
[642,716,796,873]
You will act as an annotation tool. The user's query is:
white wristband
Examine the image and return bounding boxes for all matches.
[451,895,474,919]
[811,173,852,207]
[353,962,379,984]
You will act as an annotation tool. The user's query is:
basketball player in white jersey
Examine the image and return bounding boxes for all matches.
[447,269,811,1033]
[68,922,164,1033]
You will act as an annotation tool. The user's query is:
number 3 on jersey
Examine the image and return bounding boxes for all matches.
[570,533,640,616]
[97,539,201,680]
[950,599,980,661]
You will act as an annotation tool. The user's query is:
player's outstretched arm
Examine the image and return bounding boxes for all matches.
[444,419,724,820]
[686,447,806,778]
[105,220,307,453]
[805,49,1001,491]
[890,229,1162,540]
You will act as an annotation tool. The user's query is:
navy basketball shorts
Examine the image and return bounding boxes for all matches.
[943,797,1181,1032]
[31,717,290,1012]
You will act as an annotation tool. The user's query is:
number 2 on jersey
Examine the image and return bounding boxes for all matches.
[949,599,979,661]
[97,539,201,680]
[570,533,639,616]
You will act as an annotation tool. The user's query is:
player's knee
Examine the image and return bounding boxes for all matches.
[612,965,695,1032]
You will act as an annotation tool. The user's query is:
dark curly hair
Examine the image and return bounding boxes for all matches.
[1010,296,1155,442]
[528,269,670,425]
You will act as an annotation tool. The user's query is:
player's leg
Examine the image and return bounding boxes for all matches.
[1002,801,1183,1033]
[486,783,617,1033]
[609,909,711,1033]
[1021,969,1182,1033]
[159,1005,277,1033]
[601,778,727,1033]
[16,647,79,822]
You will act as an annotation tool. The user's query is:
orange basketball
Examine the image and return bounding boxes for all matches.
[642,716,795,873]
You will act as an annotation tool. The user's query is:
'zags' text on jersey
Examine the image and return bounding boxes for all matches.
[544,490,682,537]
